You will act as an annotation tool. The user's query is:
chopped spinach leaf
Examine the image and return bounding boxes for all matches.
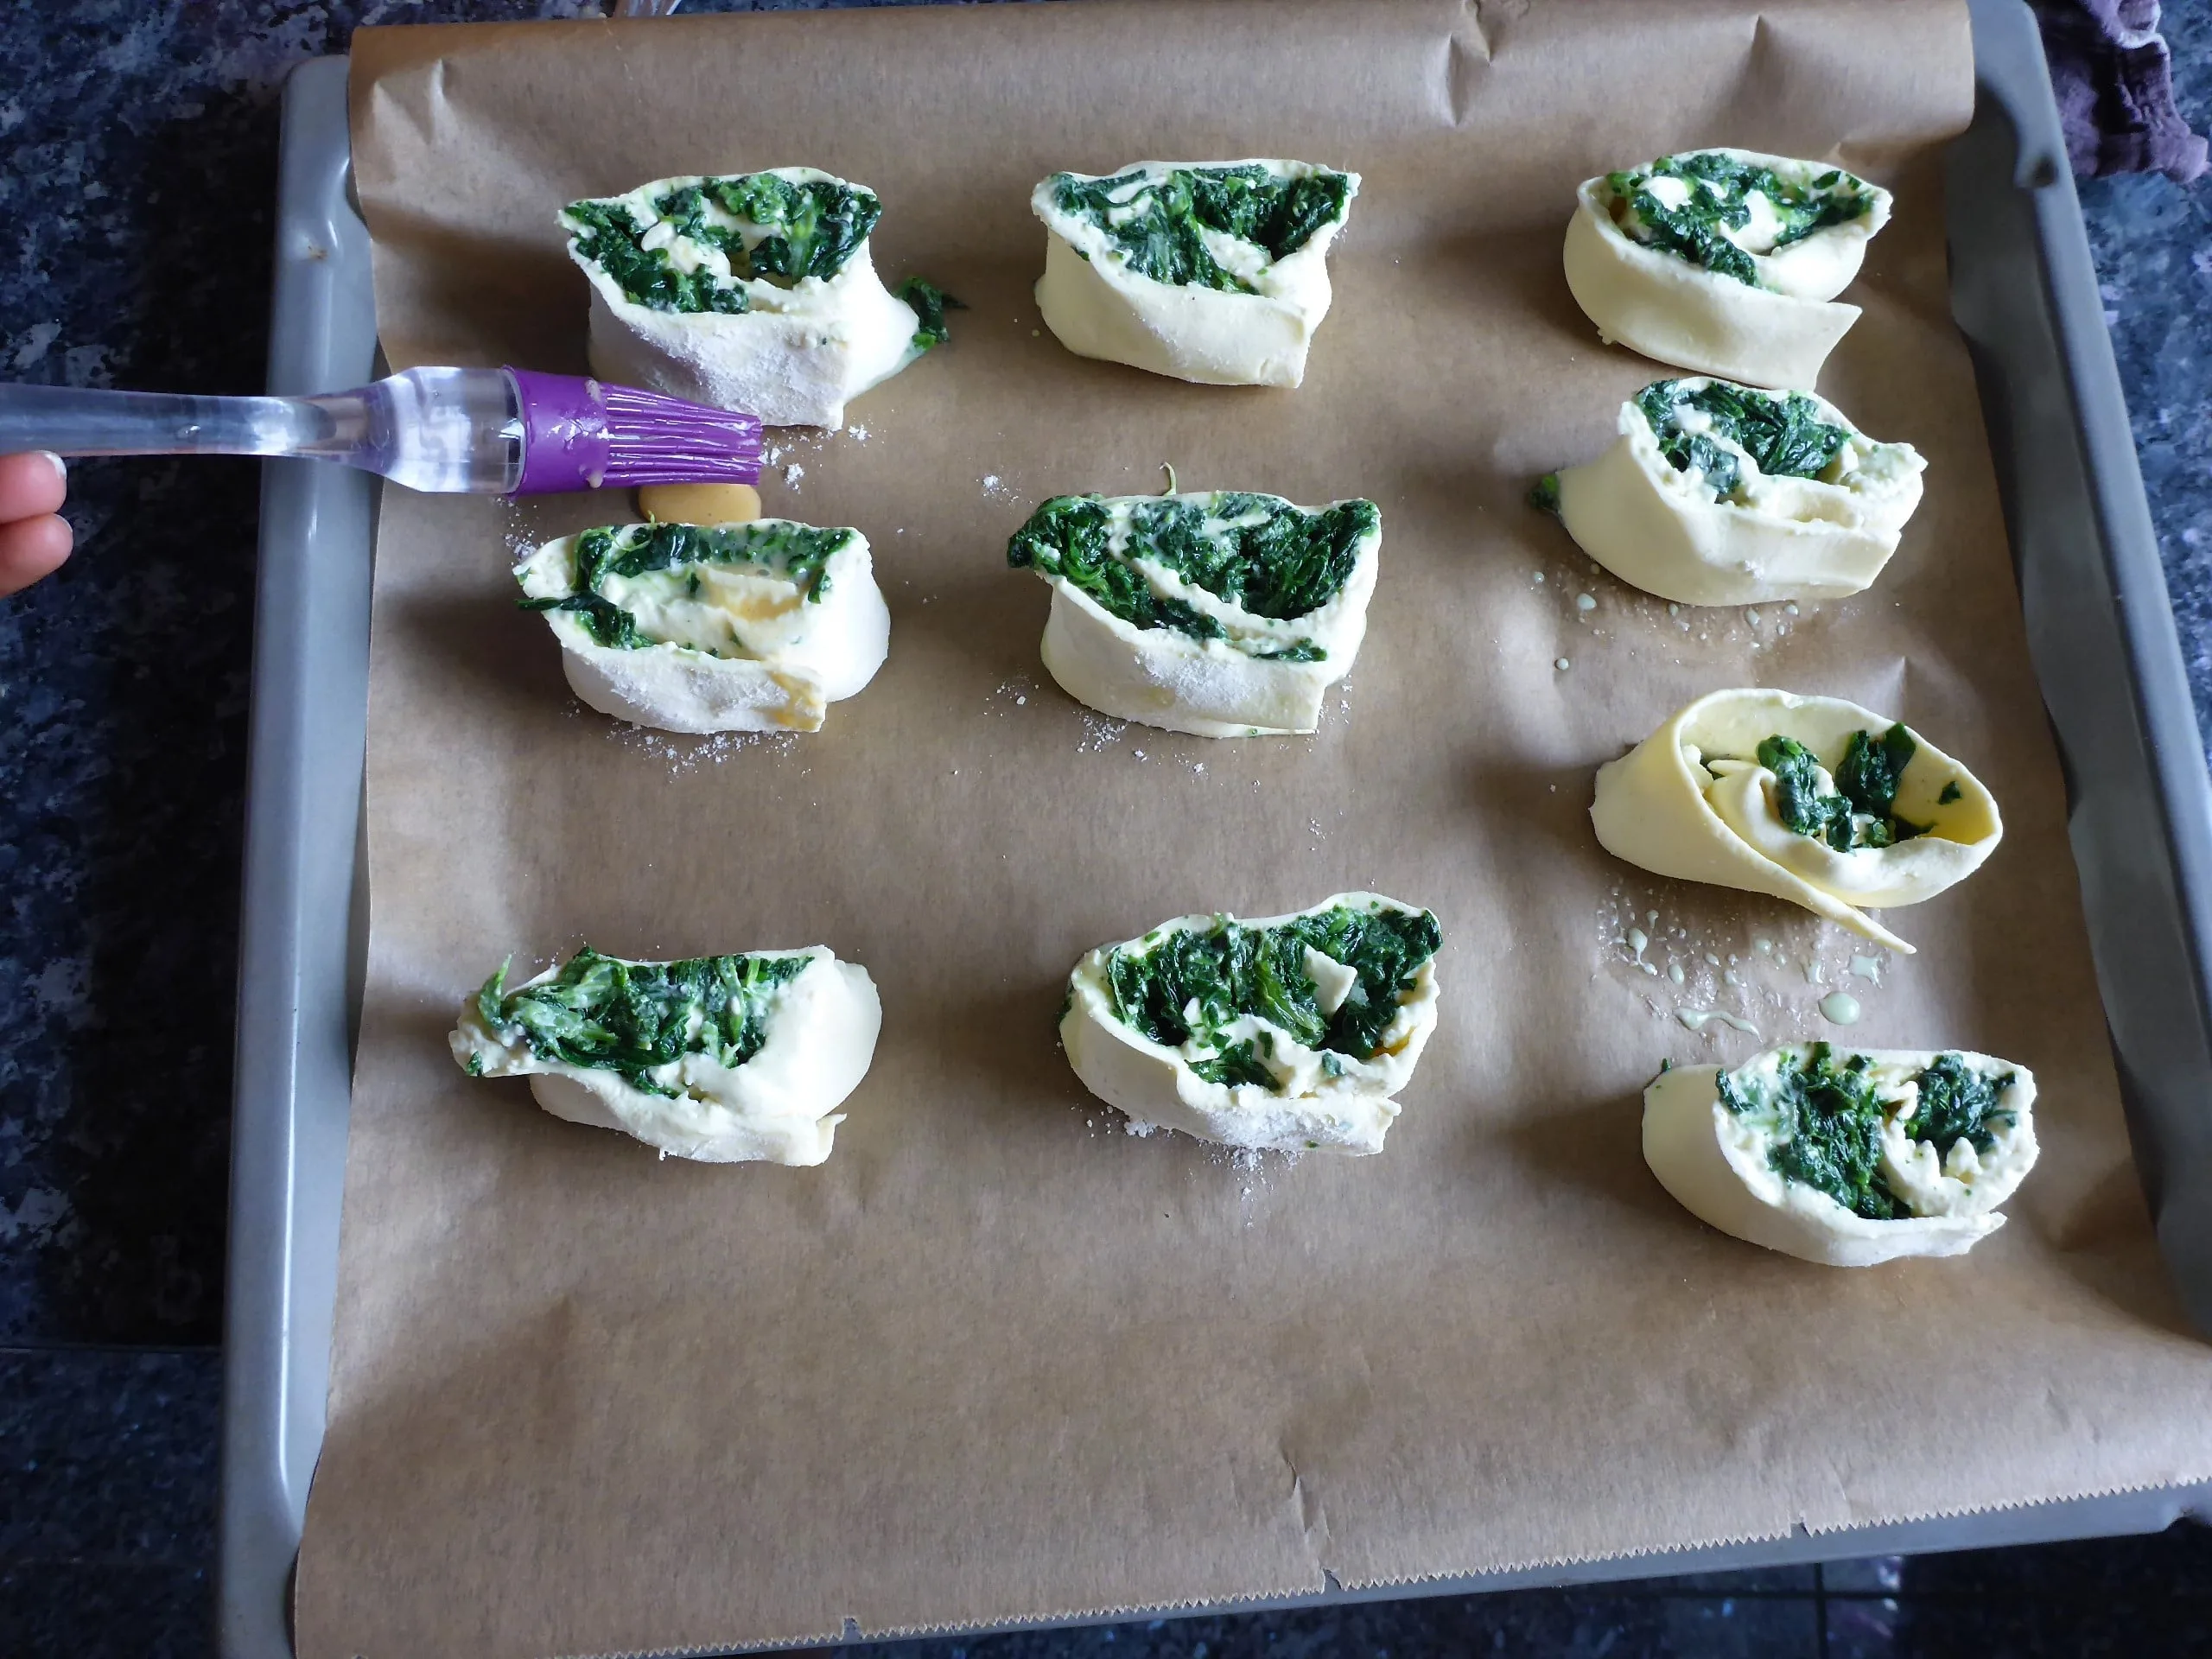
[1605,152,1873,289]
[1006,492,1375,657]
[894,276,964,350]
[1834,722,1916,819]
[522,590,649,650]
[1050,163,1352,293]
[1529,473,1562,516]
[475,946,810,1097]
[563,174,882,313]
[1634,379,1850,501]
[1897,1053,2015,1155]
[1190,1039,1277,1090]
[1938,780,1962,805]
[563,199,751,315]
[696,173,881,284]
[1103,902,1441,1083]
[1719,1041,1903,1219]
[1753,723,1925,851]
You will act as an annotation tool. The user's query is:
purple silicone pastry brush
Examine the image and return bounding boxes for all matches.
[0,366,763,494]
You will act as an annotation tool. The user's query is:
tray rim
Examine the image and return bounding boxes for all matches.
[219,9,2212,1655]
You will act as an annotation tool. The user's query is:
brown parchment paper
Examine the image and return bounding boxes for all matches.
[305,3,2212,1653]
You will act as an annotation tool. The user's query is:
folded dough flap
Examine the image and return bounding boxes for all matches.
[1007,490,1382,654]
[1062,893,1442,1154]
[1643,1042,2032,1267]
[451,944,882,1164]
[1034,160,1360,296]
[1563,160,1878,391]
[1592,689,2002,953]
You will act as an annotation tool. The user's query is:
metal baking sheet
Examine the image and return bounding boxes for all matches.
[217,8,2212,1654]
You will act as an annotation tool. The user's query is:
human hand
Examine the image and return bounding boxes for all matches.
[0,453,72,597]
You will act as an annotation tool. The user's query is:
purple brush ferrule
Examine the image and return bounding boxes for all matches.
[505,367,765,495]
[508,369,612,494]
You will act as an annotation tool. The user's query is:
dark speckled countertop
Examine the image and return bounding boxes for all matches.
[2,3,2209,1655]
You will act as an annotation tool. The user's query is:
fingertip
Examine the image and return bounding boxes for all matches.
[0,451,69,520]
[0,514,73,597]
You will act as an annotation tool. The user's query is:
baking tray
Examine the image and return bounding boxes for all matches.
[217,7,2212,1655]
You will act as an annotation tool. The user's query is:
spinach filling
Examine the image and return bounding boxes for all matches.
[1050,164,1352,294]
[895,276,965,351]
[1635,379,1850,501]
[564,174,884,313]
[1752,723,1929,851]
[1006,492,1376,659]
[1897,1052,2018,1155]
[1720,1041,1899,1219]
[1105,904,1442,1087]
[475,946,811,1098]
[1719,1044,2020,1218]
[522,520,850,651]
[1604,153,1873,288]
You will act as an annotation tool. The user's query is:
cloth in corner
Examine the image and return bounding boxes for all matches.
[2034,0,2209,181]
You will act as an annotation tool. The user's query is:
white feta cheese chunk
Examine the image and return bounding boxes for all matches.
[449,944,883,1166]
[1059,893,1442,1155]
[1643,1044,2038,1266]
[1590,689,2002,952]
[1548,377,1926,606]
[1032,159,1359,388]
[515,518,890,735]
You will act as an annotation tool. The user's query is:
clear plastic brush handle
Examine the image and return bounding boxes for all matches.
[0,366,525,493]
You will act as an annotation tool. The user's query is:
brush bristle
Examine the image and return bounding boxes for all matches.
[594,381,766,486]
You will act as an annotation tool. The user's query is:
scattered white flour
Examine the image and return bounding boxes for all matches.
[604,721,798,773]
[783,463,804,491]
[849,424,869,442]
[987,674,1037,716]
[1076,713,1128,753]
